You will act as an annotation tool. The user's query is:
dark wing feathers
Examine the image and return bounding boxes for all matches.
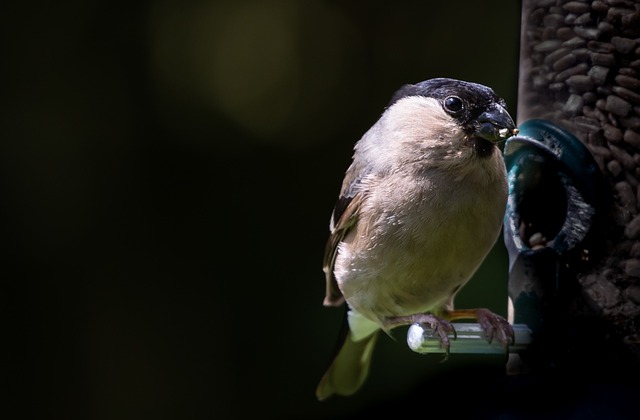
[322,186,365,307]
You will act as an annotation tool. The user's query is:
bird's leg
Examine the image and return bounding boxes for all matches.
[444,307,515,350]
[383,313,457,356]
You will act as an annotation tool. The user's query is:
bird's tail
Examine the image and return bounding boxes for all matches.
[315,330,379,401]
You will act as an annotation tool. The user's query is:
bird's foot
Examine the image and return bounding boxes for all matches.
[446,308,515,350]
[384,313,457,357]
[475,308,515,349]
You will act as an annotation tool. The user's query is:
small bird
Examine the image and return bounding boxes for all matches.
[317,78,517,400]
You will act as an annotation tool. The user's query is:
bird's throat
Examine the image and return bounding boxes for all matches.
[466,136,495,158]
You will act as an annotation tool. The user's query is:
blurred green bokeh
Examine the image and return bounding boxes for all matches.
[4,1,520,419]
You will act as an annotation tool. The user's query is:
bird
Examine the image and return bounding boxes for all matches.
[316,78,517,401]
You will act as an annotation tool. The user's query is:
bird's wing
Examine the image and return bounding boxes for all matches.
[322,171,367,307]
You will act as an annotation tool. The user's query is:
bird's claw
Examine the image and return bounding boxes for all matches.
[385,312,457,359]
[475,308,515,350]
[416,314,457,360]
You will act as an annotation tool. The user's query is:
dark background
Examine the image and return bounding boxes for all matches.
[8,0,629,419]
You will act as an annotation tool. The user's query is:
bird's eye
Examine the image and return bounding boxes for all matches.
[444,96,463,113]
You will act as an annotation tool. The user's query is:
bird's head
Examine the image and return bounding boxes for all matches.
[385,78,517,160]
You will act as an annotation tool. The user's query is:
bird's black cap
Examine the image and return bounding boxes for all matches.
[388,77,504,109]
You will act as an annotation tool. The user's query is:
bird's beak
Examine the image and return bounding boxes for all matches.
[474,104,517,142]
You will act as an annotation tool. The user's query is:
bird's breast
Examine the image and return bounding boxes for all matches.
[335,165,507,323]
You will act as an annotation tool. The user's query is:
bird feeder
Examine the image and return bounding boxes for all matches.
[408,0,640,378]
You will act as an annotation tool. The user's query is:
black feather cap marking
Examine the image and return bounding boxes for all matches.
[388,77,508,129]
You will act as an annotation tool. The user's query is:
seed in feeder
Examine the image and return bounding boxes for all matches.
[611,36,637,54]
[562,1,590,14]
[591,1,608,14]
[546,48,571,67]
[575,12,593,25]
[555,62,589,82]
[587,40,614,53]
[608,7,631,23]
[621,10,640,28]
[621,116,640,130]
[615,74,640,90]
[528,232,546,249]
[566,75,594,93]
[573,26,600,40]
[543,13,564,28]
[597,21,615,39]
[625,259,640,279]
[563,36,586,49]
[533,39,562,52]
[564,94,583,116]
[606,95,632,116]
[610,144,636,171]
[613,86,640,104]
[624,129,640,148]
[607,159,623,177]
[625,215,640,239]
[589,144,613,160]
[591,52,616,67]
[588,66,610,86]
[574,116,600,133]
[604,124,623,143]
